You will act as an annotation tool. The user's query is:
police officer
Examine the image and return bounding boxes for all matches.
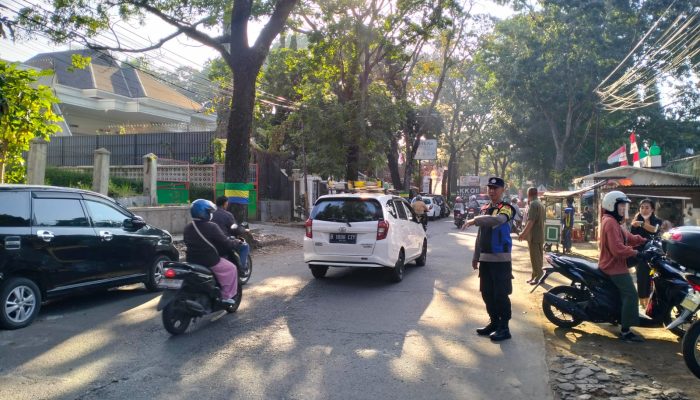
[461,176,515,341]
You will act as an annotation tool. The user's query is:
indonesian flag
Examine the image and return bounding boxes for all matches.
[607,145,627,165]
[629,132,640,167]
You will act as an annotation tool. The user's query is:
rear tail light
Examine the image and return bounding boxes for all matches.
[164,268,177,279]
[305,218,313,238]
[691,282,700,292]
[377,220,389,240]
[671,232,682,241]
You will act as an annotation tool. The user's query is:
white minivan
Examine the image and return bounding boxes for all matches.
[303,193,428,282]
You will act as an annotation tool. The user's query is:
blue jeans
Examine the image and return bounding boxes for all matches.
[234,240,250,269]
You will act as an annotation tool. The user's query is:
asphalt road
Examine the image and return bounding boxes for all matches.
[0,218,553,400]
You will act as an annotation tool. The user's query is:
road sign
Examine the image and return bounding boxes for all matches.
[456,186,480,198]
[415,139,437,160]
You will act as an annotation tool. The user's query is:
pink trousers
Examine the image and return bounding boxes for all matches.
[210,257,238,299]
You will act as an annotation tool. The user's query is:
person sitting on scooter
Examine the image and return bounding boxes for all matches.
[212,196,250,272]
[467,195,480,211]
[412,195,429,216]
[184,199,239,305]
[599,190,648,342]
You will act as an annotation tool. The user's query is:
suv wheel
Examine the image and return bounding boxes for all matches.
[145,254,172,292]
[388,250,405,283]
[0,277,42,329]
[310,266,328,279]
[415,240,427,267]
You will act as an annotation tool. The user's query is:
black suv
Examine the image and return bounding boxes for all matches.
[0,185,179,329]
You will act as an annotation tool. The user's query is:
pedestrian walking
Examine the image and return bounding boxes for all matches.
[518,187,545,284]
[461,176,515,342]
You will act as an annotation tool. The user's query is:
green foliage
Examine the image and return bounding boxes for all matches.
[188,186,215,202]
[212,138,227,163]
[0,61,63,183]
[44,168,143,198]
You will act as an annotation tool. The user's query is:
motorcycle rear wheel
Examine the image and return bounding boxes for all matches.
[162,303,192,335]
[542,286,586,328]
[682,320,700,380]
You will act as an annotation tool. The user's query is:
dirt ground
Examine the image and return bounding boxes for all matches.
[539,242,699,399]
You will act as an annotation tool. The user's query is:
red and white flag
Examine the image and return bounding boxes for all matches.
[629,132,640,167]
[607,145,627,165]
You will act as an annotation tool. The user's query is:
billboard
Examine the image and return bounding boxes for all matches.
[456,186,480,198]
[415,139,437,160]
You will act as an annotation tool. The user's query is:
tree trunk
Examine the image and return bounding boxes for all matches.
[386,137,402,188]
[224,65,257,221]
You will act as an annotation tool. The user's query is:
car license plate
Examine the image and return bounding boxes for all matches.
[157,278,183,289]
[681,292,700,311]
[329,233,357,244]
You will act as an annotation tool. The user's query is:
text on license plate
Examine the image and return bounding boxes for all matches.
[157,278,183,289]
[329,233,357,244]
[681,292,700,311]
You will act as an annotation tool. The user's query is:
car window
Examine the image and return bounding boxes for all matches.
[394,200,408,220]
[85,200,130,227]
[423,198,432,205]
[312,198,384,222]
[33,199,89,227]
[0,191,30,227]
[401,201,416,221]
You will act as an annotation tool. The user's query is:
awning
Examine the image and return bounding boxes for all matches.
[542,180,609,198]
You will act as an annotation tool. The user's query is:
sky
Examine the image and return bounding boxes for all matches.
[0,0,513,72]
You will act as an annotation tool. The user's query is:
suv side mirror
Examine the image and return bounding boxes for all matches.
[124,216,147,230]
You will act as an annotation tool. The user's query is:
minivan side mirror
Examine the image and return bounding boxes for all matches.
[124,215,147,230]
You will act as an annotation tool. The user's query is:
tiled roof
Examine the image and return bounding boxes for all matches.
[23,49,201,110]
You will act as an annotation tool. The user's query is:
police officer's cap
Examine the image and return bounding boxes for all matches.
[487,176,505,188]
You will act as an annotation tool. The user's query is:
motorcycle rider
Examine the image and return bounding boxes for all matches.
[412,195,429,223]
[212,196,250,273]
[599,190,648,342]
[184,199,239,305]
[467,195,480,211]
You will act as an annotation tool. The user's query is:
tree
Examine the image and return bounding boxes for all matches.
[0,61,62,183]
[16,0,298,218]
[476,1,639,178]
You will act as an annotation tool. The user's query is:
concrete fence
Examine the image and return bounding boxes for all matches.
[128,205,191,235]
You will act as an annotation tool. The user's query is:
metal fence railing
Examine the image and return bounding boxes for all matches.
[47,131,217,166]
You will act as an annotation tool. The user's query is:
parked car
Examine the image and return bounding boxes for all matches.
[0,185,179,329]
[421,196,441,219]
[303,193,428,282]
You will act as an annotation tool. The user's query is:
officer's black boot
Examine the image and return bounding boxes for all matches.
[489,321,511,342]
[476,320,498,336]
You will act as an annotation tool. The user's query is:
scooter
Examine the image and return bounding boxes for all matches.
[532,238,697,337]
[680,273,700,379]
[418,214,428,231]
[157,261,242,335]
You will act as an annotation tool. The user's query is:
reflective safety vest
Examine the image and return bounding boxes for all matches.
[479,202,513,254]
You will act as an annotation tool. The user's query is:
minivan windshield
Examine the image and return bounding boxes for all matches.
[312,198,383,222]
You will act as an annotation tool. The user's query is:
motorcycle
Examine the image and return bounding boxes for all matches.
[227,222,253,285]
[467,207,476,220]
[680,273,700,379]
[532,237,697,337]
[454,210,465,229]
[157,261,243,335]
[418,214,428,231]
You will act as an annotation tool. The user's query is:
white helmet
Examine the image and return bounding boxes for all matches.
[602,190,631,212]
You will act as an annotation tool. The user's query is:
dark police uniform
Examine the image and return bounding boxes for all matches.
[472,178,515,341]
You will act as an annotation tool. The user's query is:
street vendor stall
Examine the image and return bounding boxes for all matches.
[541,181,608,252]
